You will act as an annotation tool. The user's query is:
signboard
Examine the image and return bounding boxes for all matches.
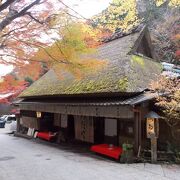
[147,118,155,138]
[146,118,159,138]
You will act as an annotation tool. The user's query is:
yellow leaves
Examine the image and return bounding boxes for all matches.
[47,11,72,29]
[156,0,180,6]
[169,0,180,7]
[94,0,179,34]
[51,57,106,80]
[93,0,139,32]
[173,34,180,40]
[156,0,166,6]
[33,22,106,79]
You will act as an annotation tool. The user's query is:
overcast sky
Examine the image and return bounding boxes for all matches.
[64,0,112,18]
[0,64,13,77]
[0,0,112,77]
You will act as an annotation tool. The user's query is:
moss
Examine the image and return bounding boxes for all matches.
[118,77,128,92]
[156,63,163,72]
[131,55,145,67]
[61,75,116,94]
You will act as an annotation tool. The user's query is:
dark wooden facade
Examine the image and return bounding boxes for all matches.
[17,98,152,154]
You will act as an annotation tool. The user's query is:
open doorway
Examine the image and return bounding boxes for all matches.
[104,118,118,145]
[67,115,75,140]
[94,117,104,144]
[40,112,54,131]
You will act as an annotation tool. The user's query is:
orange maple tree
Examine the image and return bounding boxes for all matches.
[151,76,180,140]
[33,21,110,78]
[0,1,58,103]
[0,0,56,66]
[0,74,27,103]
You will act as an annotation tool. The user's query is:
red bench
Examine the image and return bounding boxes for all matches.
[90,144,123,160]
[37,132,57,141]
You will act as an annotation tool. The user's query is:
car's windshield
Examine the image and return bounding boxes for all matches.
[7,117,16,121]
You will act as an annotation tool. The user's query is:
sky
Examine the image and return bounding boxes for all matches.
[0,0,112,77]
[0,64,13,77]
[64,0,112,18]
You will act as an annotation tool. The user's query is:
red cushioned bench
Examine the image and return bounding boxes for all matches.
[90,144,123,160]
[37,132,57,141]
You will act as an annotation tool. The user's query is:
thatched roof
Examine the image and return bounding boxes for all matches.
[20,27,162,98]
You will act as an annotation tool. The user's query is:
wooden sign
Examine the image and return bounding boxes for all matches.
[146,118,159,138]
[147,118,155,138]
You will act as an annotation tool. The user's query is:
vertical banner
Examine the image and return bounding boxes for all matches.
[61,114,68,128]
[105,118,117,136]
[54,113,61,127]
[75,116,94,143]
[146,118,155,138]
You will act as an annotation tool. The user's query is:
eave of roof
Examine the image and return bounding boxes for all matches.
[18,92,157,106]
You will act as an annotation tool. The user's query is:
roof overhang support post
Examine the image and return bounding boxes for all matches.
[146,111,160,163]
[133,107,142,156]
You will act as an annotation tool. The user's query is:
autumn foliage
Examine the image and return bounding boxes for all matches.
[33,22,108,78]
[0,0,55,66]
[151,76,180,139]
[0,75,27,103]
[93,0,180,64]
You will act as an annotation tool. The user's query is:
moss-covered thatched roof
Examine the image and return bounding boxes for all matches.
[20,28,162,98]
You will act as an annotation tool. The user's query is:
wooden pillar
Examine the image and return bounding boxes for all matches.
[151,137,157,163]
[138,112,142,151]
[134,112,139,153]
[16,118,20,132]
[147,117,159,163]
[15,114,21,133]
[134,111,141,154]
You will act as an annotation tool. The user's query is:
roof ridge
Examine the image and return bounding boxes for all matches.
[102,24,146,43]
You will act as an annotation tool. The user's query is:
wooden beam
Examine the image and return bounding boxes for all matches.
[134,110,142,154]
[134,112,139,153]
[19,103,134,119]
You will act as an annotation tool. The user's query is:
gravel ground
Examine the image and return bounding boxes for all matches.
[0,128,180,180]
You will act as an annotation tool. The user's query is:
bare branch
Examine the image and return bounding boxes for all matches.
[16,0,41,17]
[10,36,72,65]
[0,53,45,63]
[0,0,41,32]
[25,12,44,24]
[0,0,15,12]
[0,20,32,38]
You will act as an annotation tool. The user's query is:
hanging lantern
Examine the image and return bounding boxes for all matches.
[36,112,41,118]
